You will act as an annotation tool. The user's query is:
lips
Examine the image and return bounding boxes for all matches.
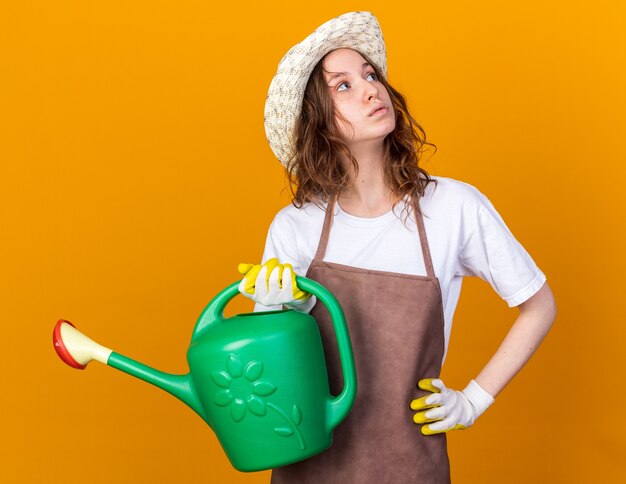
[368,104,388,116]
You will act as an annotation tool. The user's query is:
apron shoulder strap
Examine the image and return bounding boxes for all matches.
[412,196,436,278]
[313,195,336,261]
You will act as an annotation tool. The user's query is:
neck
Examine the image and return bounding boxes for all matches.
[337,142,398,217]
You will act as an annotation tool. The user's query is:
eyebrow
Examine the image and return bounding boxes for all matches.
[326,62,372,81]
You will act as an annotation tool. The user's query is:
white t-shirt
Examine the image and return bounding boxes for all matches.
[255,176,546,360]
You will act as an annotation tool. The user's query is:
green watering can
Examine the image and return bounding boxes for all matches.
[53,277,357,472]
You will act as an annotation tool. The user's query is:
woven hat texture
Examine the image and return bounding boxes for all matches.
[264,11,387,167]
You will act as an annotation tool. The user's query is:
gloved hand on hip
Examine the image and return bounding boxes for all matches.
[410,378,494,435]
[238,258,316,312]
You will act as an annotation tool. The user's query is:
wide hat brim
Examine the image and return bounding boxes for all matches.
[264,11,387,168]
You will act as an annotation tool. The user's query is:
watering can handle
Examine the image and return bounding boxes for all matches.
[297,277,357,431]
[190,277,357,431]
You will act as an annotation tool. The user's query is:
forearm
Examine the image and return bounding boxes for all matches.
[410,285,555,435]
[474,283,556,397]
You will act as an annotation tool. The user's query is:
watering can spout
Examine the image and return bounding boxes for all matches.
[53,320,209,424]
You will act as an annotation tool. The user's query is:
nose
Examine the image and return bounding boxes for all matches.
[363,80,379,102]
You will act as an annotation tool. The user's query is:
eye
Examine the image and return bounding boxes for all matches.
[337,81,350,92]
[366,72,378,81]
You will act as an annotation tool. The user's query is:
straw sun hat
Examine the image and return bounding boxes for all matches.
[264,11,388,167]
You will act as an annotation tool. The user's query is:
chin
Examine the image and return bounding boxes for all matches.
[380,125,397,139]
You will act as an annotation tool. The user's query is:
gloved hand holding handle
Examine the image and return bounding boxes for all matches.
[238,258,316,313]
[410,378,494,435]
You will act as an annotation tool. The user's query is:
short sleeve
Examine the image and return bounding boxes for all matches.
[457,189,546,307]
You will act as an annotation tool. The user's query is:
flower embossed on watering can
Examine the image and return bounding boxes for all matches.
[212,354,307,450]
[53,277,357,472]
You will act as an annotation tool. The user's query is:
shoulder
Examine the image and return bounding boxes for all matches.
[268,201,327,236]
[427,175,486,199]
[423,176,493,216]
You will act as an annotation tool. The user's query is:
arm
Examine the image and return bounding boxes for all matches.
[242,210,315,313]
[412,184,557,434]
[411,282,556,434]
[474,281,556,397]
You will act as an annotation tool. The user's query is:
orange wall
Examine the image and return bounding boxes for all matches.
[2,1,625,482]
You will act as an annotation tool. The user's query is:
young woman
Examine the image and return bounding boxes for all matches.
[238,11,556,483]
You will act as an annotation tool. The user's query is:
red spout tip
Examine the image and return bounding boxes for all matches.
[53,319,87,370]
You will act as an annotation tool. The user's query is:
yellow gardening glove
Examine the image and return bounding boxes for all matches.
[410,378,494,435]
[238,258,314,311]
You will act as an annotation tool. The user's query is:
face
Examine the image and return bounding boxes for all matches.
[322,49,395,150]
